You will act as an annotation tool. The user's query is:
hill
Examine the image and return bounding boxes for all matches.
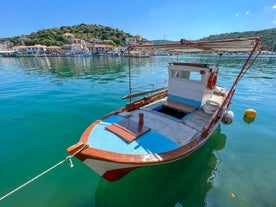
[152,28,276,52]
[199,28,276,52]
[1,24,276,52]
[151,40,177,44]
[1,24,134,47]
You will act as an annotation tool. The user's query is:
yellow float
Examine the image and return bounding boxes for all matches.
[244,109,257,119]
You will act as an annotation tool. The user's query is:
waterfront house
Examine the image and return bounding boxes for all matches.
[46,46,61,56]
[88,44,115,55]
[61,44,83,55]
[13,44,47,55]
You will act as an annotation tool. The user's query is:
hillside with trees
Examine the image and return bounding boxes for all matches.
[1,24,276,52]
[200,28,276,52]
[1,24,133,47]
[152,28,276,52]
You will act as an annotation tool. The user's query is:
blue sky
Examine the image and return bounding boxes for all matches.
[1,0,276,40]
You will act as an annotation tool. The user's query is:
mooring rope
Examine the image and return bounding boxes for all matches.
[0,144,87,201]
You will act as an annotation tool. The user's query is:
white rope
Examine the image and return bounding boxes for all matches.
[0,144,87,201]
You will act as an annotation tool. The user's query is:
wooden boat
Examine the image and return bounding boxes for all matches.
[67,37,261,181]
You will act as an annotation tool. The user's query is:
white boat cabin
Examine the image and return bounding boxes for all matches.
[166,62,217,110]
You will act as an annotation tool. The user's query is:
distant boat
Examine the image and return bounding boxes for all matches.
[124,49,150,58]
[67,37,261,181]
[65,50,92,57]
[0,50,17,57]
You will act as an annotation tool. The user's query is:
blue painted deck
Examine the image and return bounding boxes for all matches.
[87,115,179,155]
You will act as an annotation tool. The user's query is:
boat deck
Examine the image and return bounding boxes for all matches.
[87,86,227,155]
[87,114,180,155]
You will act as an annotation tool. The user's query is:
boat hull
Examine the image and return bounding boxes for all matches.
[83,158,141,181]
[68,109,223,181]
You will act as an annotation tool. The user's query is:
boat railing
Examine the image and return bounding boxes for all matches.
[122,80,168,100]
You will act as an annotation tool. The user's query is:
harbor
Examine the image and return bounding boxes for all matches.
[0,34,154,57]
[0,54,275,207]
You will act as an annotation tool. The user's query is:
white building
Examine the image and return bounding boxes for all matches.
[13,44,47,55]
[61,44,84,54]
[125,37,137,46]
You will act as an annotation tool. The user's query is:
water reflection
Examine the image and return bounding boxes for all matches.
[95,126,226,207]
[1,56,129,81]
[1,54,274,83]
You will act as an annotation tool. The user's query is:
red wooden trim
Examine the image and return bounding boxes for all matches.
[71,122,216,165]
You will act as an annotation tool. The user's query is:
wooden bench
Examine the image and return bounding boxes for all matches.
[105,118,151,143]
[162,100,197,113]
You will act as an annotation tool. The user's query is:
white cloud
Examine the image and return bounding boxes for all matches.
[235,11,250,17]
[272,5,276,9]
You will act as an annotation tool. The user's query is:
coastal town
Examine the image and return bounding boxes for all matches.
[1,31,275,57]
[0,33,155,57]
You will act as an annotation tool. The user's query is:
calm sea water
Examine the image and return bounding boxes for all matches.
[0,55,275,207]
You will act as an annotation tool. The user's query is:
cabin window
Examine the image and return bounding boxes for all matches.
[171,70,202,82]
[190,71,202,81]
[171,70,190,79]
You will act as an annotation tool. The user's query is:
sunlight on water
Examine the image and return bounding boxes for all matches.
[0,55,275,207]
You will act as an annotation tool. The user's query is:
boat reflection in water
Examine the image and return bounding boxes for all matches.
[95,126,226,207]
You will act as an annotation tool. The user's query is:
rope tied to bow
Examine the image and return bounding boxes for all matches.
[0,143,88,201]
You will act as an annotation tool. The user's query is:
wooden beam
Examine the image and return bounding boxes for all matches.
[122,87,168,100]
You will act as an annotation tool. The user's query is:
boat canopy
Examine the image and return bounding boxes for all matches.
[128,37,262,53]
[125,37,262,103]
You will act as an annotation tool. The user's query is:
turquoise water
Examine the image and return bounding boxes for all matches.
[0,55,275,207]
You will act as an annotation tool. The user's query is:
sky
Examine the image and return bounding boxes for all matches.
[0,0,276,41]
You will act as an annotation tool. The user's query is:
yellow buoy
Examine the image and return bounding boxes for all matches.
[244,109,257,119]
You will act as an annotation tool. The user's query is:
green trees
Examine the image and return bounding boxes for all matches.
[200,28,276,52]
[2,24,132,47]
[2,24,276,51]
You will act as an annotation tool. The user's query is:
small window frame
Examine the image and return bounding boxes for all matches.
[170,69,203,83]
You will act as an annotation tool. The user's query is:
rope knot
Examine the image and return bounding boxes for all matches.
[67,156,74,168]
